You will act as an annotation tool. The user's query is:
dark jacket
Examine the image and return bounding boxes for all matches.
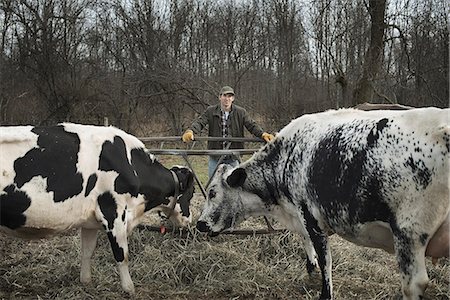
[190,104,264,156]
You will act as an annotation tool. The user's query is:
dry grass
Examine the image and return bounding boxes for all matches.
[1,194,449,300]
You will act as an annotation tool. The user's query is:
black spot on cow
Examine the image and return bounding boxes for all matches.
[97,193,125,263]
[208,189,216,200]
[419,233,429,246]
[367,118,389,147]
[0,185,31,229]
[106,232,125,262]
[97,192,118,230]
[121,209,126,222]
[13,125,83,202]
[361,176,393,221]
[308,121,394,228]
[99,136,139,196]
[85,174,97,197]
[308,125,363,220]
[443,133,450,152]
[404,157,432,189]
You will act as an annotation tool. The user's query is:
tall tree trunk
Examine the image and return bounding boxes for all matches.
[353,0,386,105]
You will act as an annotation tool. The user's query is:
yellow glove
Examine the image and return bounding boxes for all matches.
[182,129,194,142]
[262,132,274,142]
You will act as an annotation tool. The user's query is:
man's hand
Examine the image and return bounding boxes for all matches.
[182,129,194,142]
[261,132,274,142]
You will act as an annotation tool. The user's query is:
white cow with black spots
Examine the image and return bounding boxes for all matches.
[197,107,449,300]
[0,123,195,294]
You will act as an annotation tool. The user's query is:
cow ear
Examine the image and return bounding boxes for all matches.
[172,166,194,193]
[226,168,247,187]
[181,169,194,193]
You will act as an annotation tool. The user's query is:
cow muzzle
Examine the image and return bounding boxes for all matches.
[196,221,220,237]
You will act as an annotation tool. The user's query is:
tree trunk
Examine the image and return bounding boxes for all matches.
[352,0,386,105]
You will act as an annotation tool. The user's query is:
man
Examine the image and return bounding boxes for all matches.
[182,85,274,178]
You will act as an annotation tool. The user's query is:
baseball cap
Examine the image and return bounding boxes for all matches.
[220,86,235,96]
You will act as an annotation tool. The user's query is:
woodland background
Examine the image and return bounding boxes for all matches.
[0,0,448,135]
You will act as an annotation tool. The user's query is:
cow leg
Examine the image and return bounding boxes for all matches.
[310,231,332,299]
[301,204,333,300]
[105,228,134,294]
[80,228,98,284]
[97,193,135,294]
[392,228,429,300]
[291,209,319,275]
[301,235,318,275]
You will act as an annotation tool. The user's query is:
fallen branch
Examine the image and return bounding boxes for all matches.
[136,224,287,236]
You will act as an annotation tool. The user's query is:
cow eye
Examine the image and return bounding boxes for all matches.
[208,190,216,199]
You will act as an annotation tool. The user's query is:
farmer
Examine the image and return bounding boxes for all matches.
[182,85,274,178]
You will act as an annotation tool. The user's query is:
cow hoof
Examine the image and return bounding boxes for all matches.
[127,288,135,295]
[121,280,135,294]
[306,259,316,275]
[80,274,91,284]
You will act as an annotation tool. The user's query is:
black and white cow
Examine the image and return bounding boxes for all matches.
[197,107,449,300]
[0,123,195,294]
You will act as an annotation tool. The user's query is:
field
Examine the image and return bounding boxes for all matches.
[1,155,449,299]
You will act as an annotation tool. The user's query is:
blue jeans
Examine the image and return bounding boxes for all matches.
[208,156,239,179]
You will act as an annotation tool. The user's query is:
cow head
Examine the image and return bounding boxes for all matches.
[196,164,264,236]
[170,165,195,223]
[154,165,194,228]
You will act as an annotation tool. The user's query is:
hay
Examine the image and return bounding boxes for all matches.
[1,194,449,299]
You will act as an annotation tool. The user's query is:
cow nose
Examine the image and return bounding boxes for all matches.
[196,221,210,232]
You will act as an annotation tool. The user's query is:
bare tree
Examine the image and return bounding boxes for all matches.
[0,0,447,130]
[3,0,94,124]
[352,0,387,105]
